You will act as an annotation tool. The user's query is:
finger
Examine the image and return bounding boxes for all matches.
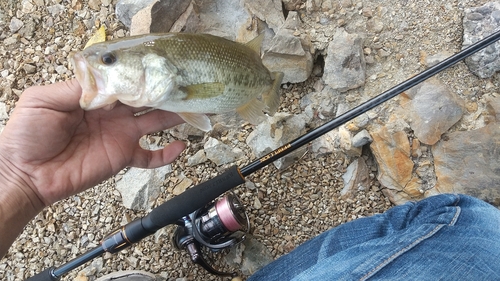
[133,109,186,136]
[21,79,83,111]
[129,140,186,169]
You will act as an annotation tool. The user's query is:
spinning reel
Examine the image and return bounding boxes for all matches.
[172,194,250,277]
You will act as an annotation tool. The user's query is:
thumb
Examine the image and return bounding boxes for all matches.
[129,140,186,169]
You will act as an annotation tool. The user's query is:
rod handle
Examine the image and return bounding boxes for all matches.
[132,165,245,239]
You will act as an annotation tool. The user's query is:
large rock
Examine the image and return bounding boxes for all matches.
[129,1,156,36]
[302,91,375,158]
[341,157,370,198]
[370,126,413,191]
[323,28,366,92]
[462,2,500,78]
[302,89,374,157]
[401,78,464,145]
[300,86,339,119]
[311,130,338,157]
[262,11,314,83]
[486,95,500,121]
[115,165,172,211]
[246,112,308,170]
[370,95,500,206]
[149,0,191,33]
[339,125,362,157]
[242,0,285,32]
[432,123,500,206]
[168,1,199,33]
[130,0,255,41]
[204,137,244,166]
[130,0,191,35]
[224,235,274,276]
[116,0,157,28]
[262,38,313,83]
[352,129,373,147]
[194,0,255,41]
[369,125,415,201]
[186,150,208,166]
[115,138,173,210]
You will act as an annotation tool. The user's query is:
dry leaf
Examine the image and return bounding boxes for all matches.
[84,25,106,49]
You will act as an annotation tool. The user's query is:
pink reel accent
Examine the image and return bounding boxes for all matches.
[215,196,244,232]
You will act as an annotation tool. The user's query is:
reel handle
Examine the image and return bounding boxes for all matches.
[185,241,237,277]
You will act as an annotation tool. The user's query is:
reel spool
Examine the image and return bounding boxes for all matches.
[172,194,250,277]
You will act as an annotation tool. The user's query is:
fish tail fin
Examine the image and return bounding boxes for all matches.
[245,33,265,54]
[236,98,267,125]
[262,71,284,115]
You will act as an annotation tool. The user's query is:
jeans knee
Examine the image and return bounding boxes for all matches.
[453,194,500,232]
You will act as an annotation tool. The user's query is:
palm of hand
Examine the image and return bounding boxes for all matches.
[0,80,185,206]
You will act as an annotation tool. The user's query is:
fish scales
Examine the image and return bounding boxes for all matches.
[150,34,272,110]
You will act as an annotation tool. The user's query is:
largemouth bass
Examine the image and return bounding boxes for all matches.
[71,33,283,131]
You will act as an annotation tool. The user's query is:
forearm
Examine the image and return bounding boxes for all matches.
[0,164,44,258]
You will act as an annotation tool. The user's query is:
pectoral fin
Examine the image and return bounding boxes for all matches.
[178,112,212,132]
[236,98,267,125]
[181,82,225,100]
[262,72,284,115]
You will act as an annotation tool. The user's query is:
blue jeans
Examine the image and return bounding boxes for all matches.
[248,194,500,281]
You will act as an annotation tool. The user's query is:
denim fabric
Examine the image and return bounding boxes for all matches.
[248,194,500,281]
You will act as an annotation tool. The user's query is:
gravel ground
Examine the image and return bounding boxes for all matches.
[0,0,497,280]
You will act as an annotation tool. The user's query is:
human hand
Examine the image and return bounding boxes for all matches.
[0,79,186,208]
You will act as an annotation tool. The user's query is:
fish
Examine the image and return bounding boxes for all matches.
[71,32,284,131]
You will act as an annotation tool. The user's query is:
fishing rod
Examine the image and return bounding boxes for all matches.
[27,29,500,281]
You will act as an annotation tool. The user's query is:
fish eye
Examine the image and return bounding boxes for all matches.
[100,52,117,65]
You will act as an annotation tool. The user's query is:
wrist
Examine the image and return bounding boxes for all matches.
[0,157,45,257]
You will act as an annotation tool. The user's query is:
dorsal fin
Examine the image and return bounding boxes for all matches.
[245,33,264,54]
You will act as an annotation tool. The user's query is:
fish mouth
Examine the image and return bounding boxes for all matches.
[71,52,110,110]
